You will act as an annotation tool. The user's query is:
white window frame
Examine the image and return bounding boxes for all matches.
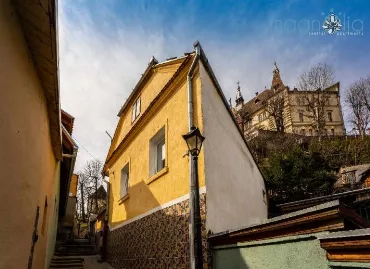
[120,163,129,199]
[132,97,141,122]
[149,126,166,177]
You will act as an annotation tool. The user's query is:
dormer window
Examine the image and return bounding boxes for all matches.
[132,96,141,122]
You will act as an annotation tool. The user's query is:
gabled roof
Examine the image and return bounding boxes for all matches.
[89,185,107,199]
[239,88,274,116]
[104,41,265,180]
[61,109,75,135]
[117,56,159,117]
[104,56,191,169]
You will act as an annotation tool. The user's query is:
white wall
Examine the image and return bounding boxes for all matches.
[199,62,268,234]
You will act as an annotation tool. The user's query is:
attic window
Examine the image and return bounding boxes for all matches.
[254,98,260,104]
[132,97,141,122]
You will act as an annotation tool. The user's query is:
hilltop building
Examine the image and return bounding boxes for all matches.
[232,63,346,138]
[88,185,107,214]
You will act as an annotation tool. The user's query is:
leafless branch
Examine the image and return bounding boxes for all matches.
[346,78,370,138]
[297,63,335,140]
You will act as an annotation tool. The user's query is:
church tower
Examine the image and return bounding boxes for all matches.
[271,62,285,92]
[235,81,244,111]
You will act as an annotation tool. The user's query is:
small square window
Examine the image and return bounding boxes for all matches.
[120,163,129,198]
[132,97,141,122]
[149,126,166,177]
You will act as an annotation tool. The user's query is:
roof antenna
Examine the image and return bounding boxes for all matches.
[105,131,113,141]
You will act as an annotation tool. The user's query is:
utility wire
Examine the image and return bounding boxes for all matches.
[71,136,97,159]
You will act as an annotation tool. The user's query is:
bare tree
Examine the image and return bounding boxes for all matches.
[266,93,285,133]
[298,63,334,91]
[360,75,370,115]
[346,78,370,138]
[83,159,103,215]
[75,159,104,237]
[76,172,91,236]
[298,63,335,140]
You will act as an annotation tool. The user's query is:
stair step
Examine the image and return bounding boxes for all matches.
[51,259,84,262]
[50,263,84,269]
[55,252,97,257]
[51,260,82,264]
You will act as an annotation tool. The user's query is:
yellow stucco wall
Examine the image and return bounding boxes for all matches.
[107,59,205,227]
[0,1,60,268]
[70,174,79,197]
[96,219,102,231]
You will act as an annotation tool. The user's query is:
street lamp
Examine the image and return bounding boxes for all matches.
[183,126,205,269]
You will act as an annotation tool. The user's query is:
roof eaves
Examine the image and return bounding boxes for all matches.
[117,56,158,117]
[62,125,78,149]
[277,187,370,209]
[154,55,189,67]
[209,200,341,239]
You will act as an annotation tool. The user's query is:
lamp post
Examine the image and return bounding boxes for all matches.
[183,126,205,269]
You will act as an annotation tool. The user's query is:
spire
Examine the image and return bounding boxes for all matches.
[271,61,284,91]
[235,81,244,110]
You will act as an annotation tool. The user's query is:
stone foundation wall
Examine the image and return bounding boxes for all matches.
[107,194,209,269]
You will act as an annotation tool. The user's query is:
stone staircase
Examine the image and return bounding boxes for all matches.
[50,257,84,269]
[50,239,97,268]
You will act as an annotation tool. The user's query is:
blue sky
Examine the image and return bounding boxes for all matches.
[59,0,370,171]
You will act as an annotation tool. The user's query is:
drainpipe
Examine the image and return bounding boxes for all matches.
[63,147,78,217]
[187,41,201,129]
[101,178,110,261]
[187,41,201,269]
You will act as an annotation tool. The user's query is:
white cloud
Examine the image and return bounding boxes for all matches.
[59,1,362,172]
[59,2,169,171]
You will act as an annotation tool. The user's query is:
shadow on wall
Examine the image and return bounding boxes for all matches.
[107,180,209,269]
[212,247,250,269]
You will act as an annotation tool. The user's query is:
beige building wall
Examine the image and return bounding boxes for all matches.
[242,87,345,137]
[0,1,60,269]
[243,89,293,137]
[288,89,345,136]
[200,62,268,233]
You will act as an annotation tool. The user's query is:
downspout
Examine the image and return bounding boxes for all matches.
[63,146,78,215]
[188,41,201,129]
[187,41,201,269]
[101,178,110,261]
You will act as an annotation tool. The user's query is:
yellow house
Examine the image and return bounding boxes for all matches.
[0,1,77,268]
[103,42,267,268]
